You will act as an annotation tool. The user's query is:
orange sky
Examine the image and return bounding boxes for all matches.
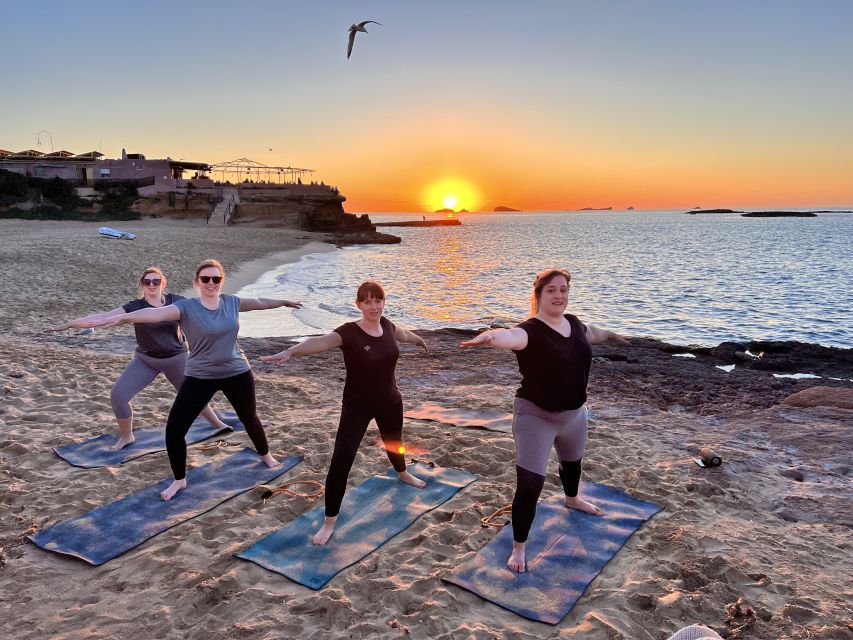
[3,2,852,213]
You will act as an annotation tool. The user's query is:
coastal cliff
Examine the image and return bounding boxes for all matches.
[230,184,399,244]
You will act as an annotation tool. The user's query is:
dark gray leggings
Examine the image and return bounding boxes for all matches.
[511,397,588,543]
[110,352,188,420]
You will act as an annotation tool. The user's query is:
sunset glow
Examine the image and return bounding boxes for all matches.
[424,179,481,212]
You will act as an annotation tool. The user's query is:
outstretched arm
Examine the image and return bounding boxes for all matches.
[239,297,302,312]
[460,327,528,351]
[51,306,126,331]
[259,331,343,365]
[585,324,629,346]
[91,305,180,328]
[395,326,428,352]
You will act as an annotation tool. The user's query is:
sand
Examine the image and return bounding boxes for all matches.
[1,219,851,640]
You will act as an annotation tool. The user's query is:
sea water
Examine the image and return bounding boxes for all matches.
[236,210,853,348]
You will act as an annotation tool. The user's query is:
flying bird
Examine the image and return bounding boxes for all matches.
[347,20,382,59]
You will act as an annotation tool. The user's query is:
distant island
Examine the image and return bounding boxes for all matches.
[577,207,612,211]
[687,209,831,217]
[434,208,454,213]
[741,211,817,218]
[493,205,520,212]
[627,206,635,210]
[688,209,739,214]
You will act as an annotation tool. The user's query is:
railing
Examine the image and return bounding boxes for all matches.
[223,194,236,225]
[205,197,222,224]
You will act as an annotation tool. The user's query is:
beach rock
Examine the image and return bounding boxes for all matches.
[782,386,853,410]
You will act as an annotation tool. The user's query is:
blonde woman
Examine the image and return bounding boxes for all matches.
[87,259,301,500]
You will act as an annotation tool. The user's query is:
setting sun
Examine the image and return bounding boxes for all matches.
[424,178,481,212]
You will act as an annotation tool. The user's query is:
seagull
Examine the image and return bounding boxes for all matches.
[347,20,382,59]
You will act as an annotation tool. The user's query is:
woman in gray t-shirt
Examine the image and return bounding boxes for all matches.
[88,259,301,501]
[52,267,230,450]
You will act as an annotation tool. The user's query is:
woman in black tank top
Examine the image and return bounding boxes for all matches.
[261,280,429,545]
[461,268,628,573]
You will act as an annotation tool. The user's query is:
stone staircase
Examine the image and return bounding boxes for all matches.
[208,187,239,225]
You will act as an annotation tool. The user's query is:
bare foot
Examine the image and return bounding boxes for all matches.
[312,516,337,545]
[110,436,135,451]
[260,453,281,469]
[211,418,232,431]
[160,479,187,501]
[564,495,603,515]
[398,470,426,488]
[507,540,526,572]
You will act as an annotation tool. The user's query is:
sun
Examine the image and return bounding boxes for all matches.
[423,178,481,212]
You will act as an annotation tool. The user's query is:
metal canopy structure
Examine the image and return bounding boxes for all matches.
[211,158,315,184]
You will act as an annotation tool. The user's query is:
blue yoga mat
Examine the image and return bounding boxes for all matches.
[53,412,244,468]
[443,483,661,625]
[236,463,478,589]
[29,448,302,565]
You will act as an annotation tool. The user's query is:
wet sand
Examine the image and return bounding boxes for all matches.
[1,219,851,640]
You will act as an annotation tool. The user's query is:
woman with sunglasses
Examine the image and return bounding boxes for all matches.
[260,280,428,545]
[86,259,302,500]
[460,268,628,573]
[52,267,231,451]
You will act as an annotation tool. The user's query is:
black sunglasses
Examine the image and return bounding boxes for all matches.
[199,275,223,284]
[142,278,162,286]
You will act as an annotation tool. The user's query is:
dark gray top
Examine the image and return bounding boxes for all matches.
[173,294,250,379]
[122,293,186,358]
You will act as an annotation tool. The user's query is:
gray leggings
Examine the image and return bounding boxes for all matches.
[110,352,188,420]
[512,396,588,475]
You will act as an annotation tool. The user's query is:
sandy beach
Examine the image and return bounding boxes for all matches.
[1,219,851,640]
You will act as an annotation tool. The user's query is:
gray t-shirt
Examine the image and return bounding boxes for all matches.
[173,294,250,379]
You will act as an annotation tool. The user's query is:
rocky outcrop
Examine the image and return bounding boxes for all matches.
[783,386,853,410]
[227,184,399,243]
[493,205,520,212]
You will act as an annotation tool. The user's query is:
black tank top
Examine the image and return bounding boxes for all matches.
[514,314,592,411]
[334,316,401,403]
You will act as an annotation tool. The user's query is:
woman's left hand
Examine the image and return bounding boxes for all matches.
[284,300,303,309]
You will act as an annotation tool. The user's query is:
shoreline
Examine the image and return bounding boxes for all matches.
[197,241,335,297]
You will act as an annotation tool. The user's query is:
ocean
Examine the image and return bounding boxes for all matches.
[236,210,853,349]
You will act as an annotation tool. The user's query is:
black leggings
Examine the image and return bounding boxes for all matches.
[165,370,269,480]
[324,398,407,517]
[511,459,583,543]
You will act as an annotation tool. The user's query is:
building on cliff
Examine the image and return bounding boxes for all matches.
[0,147,215,196]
